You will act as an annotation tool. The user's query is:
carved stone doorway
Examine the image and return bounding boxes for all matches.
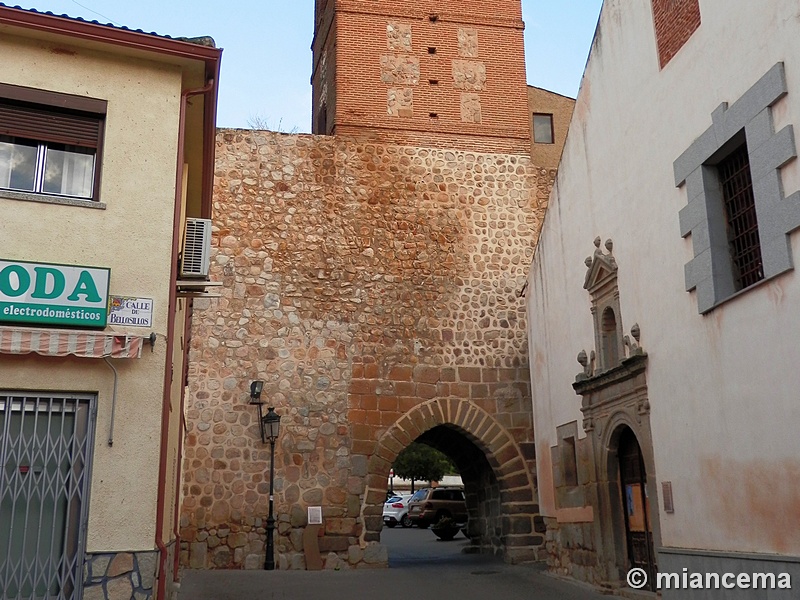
[618,426,656,591]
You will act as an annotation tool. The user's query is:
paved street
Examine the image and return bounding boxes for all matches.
[179,527,607,600]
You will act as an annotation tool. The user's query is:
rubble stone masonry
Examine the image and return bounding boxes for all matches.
[180,129,549,570]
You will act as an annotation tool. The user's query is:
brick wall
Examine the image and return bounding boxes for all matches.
[179,129,547,569]
[527,86,575,171]
[312,0,530,152]
[651,0,701,68]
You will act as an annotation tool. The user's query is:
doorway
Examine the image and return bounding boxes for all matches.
[617,427,656,591]
[0,392,96,600]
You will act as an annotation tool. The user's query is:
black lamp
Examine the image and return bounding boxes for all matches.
[248,380,281,570]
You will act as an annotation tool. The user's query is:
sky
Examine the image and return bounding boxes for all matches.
[7,0,603,131]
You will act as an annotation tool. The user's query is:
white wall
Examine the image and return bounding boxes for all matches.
[528,0,800,556]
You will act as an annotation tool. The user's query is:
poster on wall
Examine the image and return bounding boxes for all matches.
[0,259,110,328]
[109,296,153,327]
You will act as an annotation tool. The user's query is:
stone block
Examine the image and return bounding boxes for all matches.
[387,21,412,52]
[212,546,232,568]
[460,93,482,123]
[244,553,262,570]
[188,542,207,569]
[452,60,486,91]
[388,88,413,118]
[348,545,364,564]
[362,543,389,565]
[82,585,105,600]
[319,536,350,552]
[290,505,306,527]
[458,28,479,57]
[90,555,111,581]
[137,553,157,590]
[106,576,133,600]
[107,553,134,577]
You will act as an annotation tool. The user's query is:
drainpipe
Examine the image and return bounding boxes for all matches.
[102,357,118,446]
[155,75,215,600]
[170,302,194,588]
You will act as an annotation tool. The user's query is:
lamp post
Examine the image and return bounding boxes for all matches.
[249,380,281,570]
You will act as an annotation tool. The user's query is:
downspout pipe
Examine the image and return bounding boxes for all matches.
[155,74,216,600]
[102,357,118,446]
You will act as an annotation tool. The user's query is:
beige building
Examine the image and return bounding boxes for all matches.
[0,6,220,600]
[528,85,574,169]
[527,0,800,596]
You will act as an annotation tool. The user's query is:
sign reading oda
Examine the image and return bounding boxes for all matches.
[0,259,110,328]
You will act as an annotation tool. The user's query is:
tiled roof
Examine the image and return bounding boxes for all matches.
[0,2,216,47]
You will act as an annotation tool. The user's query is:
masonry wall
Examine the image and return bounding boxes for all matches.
[312,0,530,153]
[180,129,546,569]
[527,86,575,171]
[650,0,701,68]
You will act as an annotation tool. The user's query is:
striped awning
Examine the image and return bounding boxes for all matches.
[0,326,144,359]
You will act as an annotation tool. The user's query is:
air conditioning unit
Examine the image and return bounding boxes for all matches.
[180,218,212,278]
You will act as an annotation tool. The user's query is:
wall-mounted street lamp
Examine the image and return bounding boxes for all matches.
[249,380,281,570]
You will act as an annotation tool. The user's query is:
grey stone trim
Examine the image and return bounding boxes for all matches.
[659,546,800,564]
[0,189,106,209]
[674,62,800,313]
[658,547,799,599]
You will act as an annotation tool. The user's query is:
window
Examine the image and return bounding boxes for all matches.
[601,307,619,369]
[718,143,763,290]
[533,113,554,144]
[561,436,578,487]
[0,84,106,202]
[675,63,800,313]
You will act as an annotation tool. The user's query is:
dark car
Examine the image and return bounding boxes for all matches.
[406,487,467,528]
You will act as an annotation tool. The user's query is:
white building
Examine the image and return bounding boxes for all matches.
[527,0,800,596]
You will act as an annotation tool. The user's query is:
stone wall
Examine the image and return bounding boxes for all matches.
[542,518,602,586]
[180,129,547,570]
[83,550,157,600]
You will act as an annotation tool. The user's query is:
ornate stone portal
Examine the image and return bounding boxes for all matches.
[545,239,661,589]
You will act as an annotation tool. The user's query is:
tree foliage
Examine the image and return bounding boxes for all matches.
[392,442,456,483]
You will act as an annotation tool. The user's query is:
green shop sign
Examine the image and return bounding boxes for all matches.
[0,259,110,327]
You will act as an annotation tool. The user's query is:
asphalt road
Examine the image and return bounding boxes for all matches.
[178,527,608,600]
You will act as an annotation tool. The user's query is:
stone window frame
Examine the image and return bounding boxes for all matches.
[557,423,579,488]
[551,421,585,510]
[583,237,625,373]
[673,62,800,314]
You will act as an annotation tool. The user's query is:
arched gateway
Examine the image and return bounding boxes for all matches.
[362,399,543,562]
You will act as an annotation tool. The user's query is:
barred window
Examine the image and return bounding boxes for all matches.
[718,144,764,290]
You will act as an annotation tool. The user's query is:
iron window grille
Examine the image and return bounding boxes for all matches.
[718,144,764,290]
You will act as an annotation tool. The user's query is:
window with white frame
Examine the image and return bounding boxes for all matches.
[0,84,106,202]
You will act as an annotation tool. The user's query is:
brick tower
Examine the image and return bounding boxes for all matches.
[311,0,530,153]
[181,0,546,572]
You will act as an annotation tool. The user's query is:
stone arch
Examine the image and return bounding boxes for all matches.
[597,415,661,583]
[361,398,541,563]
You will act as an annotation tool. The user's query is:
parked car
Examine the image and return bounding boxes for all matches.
[406,487,467,528]
[383,493,414,528]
